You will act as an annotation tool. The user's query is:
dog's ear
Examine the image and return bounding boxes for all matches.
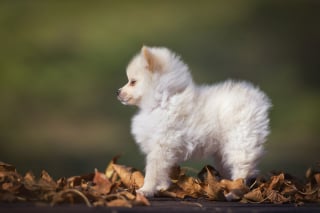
[141,46,161,72]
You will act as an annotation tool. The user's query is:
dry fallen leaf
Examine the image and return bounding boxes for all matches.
[169,165,185,182]
[314,173,320,187]
[1,157,320,206]
[105,155,120,182]
[92,169,112,195]
[66,173,94,188]
[134,192,151,206]
[0,162,16,172]
[39,170,57,191]
[243,187,264,202]
[107,198,132,207]
[112,164,144,189]
[203,166,225,201]
[265,189,290,204]
[268,173,285,191]
[176,176,203,198]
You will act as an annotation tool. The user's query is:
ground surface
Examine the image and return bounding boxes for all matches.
[1,198,320,213]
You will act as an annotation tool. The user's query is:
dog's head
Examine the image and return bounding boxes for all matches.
[117,46,192,108]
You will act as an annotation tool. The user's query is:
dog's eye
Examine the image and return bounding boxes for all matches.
[130,80,137,86]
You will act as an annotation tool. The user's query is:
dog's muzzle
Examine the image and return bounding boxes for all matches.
[116,88,121,97]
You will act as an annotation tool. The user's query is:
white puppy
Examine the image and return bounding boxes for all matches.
[117,46,271,197]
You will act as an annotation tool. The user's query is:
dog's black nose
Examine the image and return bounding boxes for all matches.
[116,89,121,96]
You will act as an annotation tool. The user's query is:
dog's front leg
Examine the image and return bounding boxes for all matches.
[136,148,173,197]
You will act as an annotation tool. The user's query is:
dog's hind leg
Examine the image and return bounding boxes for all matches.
[219,133,263,201]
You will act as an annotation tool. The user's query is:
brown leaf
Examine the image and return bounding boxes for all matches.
[56,177,67,189]
[67,173,94,188]
[51,189,92,207]
[176,176,203,198]
[305,168,313,179]
[169,165,187,182]
[119,191,136,200]
[92,169,112,195]
[24,171,36,183]
[134,192,151,206]
[243,188,264,202]
[0,162,16,172]
[105,155,120,181]
[198,165,220,183]
[204,184,225,201]
[38,170,57,191]
[203,166,225,201]
[313,173,320,187]
[0,171,22,193]
[23,171,38,191]
[112,164,144,188]
[163,183,196,199]
[2,182,14,191]
[107,199,132,207]
[2,159,320,205]
[268,173,285,190]
[266,189,290,204]
[93,199,107,207]
[40,170,54,183]
[282,181,298,197]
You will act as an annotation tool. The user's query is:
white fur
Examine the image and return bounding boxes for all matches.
[118,46,271,197]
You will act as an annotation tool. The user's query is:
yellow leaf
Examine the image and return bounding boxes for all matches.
[105,155,120,180]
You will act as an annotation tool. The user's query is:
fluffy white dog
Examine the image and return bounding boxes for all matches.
[117,46,271,197]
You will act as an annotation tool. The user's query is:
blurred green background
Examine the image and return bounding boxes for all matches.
[0,0,319,178]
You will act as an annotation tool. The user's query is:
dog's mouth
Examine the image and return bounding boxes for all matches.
[118,96,131,105]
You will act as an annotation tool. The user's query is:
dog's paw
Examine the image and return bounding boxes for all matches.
[156,180,171,191]
[136,187,155,197]
[224,189,246,201]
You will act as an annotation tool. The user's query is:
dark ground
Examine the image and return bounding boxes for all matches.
[1,198,320,213]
